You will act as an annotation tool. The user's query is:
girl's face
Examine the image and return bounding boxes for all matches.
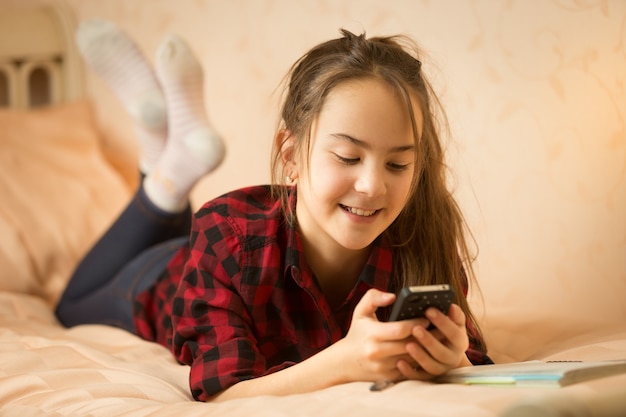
[293,77,422,255]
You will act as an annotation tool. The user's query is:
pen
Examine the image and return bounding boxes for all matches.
[369,379,394,391]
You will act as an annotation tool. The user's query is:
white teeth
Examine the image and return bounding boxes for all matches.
[345,206,377,217]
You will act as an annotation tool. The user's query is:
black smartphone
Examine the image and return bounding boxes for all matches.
[387,284,455,322]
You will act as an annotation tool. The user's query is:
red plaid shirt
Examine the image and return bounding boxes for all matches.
[133,185,491,401]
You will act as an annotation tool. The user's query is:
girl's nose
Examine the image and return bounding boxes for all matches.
[353,165,386,197]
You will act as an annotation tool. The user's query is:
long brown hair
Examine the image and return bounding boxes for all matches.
[270,30,486,353]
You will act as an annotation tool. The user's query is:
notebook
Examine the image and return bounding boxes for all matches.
[435,360,626,387]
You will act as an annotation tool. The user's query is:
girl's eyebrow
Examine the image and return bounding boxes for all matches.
[330,133,415,153]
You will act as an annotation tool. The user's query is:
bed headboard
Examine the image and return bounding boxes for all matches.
[0,2,84,109]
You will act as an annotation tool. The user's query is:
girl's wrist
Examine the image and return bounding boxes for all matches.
[322,338,357,385]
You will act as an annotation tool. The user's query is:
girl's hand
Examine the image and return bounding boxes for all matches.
[396,303,471,380]
[339,289,429,383]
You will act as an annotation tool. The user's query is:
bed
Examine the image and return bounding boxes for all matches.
[1,3,626,417]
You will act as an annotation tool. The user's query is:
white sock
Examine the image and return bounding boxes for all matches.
[144,34,225,212]
[76,19,167,174]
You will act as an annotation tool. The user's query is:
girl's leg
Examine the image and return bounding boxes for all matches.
[75,19,167,174]
[143,33,225,212]
[56,22,225,331]
[55,187,191,330]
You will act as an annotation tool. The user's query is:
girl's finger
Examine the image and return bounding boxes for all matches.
[396,357,438,380]
[424,306,469,352]
[353,289,395,319]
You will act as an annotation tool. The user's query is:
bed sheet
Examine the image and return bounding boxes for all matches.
[2,291,626,417]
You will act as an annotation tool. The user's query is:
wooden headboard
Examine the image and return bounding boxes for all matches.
[0,2,84,109]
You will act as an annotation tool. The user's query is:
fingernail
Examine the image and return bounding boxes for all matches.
[425,308,437,319]
[382,293,395,301]
[417,318,430,327]
[414,327,425,339]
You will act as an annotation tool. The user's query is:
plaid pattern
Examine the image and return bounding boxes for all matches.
[133,185,491,401]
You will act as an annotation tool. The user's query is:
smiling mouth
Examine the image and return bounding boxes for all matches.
[340,204,379,217]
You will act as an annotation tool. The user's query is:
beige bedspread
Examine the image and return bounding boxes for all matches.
[1,102,625,416]
[2,290,626,417]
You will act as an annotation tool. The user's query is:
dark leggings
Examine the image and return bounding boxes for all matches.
[55,185,191,333]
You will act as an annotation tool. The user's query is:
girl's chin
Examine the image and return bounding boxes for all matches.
[332,232,381,252]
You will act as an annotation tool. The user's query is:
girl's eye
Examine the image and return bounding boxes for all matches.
[334,153,359,165]
[387,162,410,171]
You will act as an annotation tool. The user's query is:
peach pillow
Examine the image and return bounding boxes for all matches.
[0,101,131,307]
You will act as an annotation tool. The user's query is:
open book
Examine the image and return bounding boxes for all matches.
[435,360,626,387]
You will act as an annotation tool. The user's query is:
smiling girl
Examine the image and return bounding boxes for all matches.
[56,21,492,402]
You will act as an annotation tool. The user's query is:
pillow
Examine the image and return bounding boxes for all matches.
[0,101,132,307]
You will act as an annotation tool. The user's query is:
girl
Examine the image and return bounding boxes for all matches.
[56,20,492,403]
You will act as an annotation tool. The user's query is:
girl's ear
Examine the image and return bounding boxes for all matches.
[275,129,294,162]
[275,129,299,182]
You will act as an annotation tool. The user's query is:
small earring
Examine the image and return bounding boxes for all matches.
[286,175,292,183]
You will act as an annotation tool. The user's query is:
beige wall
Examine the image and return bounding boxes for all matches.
[6,0,626,362]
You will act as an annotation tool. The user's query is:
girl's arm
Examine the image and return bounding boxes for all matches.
[211,289,453,402]
[212,290,476,402]
[182,285,474,402]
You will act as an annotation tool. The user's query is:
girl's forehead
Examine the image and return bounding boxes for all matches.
[317,78,424,141]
